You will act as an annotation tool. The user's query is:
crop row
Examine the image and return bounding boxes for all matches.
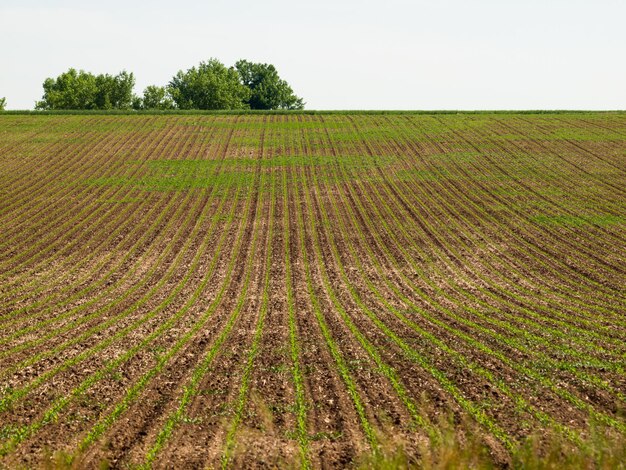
[0,113,624,467]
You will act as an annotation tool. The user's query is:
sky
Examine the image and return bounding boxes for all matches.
[1,0,625,110]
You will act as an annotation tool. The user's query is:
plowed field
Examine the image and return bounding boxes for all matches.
[0,113,625,468]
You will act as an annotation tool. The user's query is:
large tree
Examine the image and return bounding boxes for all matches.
[36,69,97,110]
[168,58,250,110]
[36,69,135,110]
[0,97,6,111]
[235,60,304,110]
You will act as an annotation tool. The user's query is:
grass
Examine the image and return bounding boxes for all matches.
[356,418,626,470]
[531,214,624,227]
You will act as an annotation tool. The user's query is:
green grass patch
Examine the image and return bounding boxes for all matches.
[85,155,394,192]
[531,214,624,227]
[149,155,393,170]
[542,128,626,142]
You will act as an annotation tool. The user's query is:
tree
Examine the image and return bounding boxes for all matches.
[133,85,175,110]
[94,71,135,109]
[0,97,6,111]
[235,60,304,110]
[33,59,305,111]
[167,58,251,110]
[36,69,98,110]
[36,69,135,110]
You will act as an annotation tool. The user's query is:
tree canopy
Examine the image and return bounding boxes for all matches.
[94,71,135,109]
[36,69,135,110]
[235,60,304,110]
[0,97,6,111]
[168,59,250,110]
[33,59,304,111]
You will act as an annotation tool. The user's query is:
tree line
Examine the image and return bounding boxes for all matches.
[27,58,304,111]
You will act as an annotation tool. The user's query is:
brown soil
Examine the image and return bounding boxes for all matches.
[0,113,625,469]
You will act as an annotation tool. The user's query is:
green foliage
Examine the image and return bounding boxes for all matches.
[235,59,304,110]
[36,69,97,110]
[0,97,6,111]
[167,58,251,110]
[94,71,135,109]
[165,58,304,110]
[132,85,175,110]
[36,69,135,110]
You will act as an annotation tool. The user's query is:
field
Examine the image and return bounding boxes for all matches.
[0,112,625,469]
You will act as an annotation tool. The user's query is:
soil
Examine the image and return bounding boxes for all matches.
[0,113,624,468]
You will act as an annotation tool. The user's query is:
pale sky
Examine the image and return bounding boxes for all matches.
[1,0,625,110]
